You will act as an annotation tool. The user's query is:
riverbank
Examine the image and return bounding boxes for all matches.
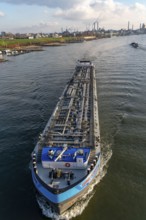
[0,58,8,62]
[0,36,82,50]
[0,37,84,56]
[0,36,97,51]
[1,45,44,57]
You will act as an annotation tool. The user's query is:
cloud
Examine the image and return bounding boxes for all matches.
[13,21,59,33]
[53,0,146,29]
[0,11,5,16]
[54,3,95,21]
[1,0,146,31]
[0,0,81,9]
[130,2,146,11]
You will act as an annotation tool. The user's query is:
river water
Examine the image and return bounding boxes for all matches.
[0,35,146,220]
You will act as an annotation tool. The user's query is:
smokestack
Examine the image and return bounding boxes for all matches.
[97,21,99,31]
[128,21,130,30]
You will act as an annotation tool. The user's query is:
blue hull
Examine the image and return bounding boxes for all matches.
[32,155,100,214]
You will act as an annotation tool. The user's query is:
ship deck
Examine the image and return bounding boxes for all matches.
[36,163,87,189]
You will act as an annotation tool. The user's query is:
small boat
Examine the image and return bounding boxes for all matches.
[130,42,139,48]
[31,60,101,215]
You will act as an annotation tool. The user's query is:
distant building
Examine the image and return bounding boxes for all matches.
[142,23,145,30]
[28,36,34,39]
[35,33,42,38]
[51,33,62,38]
[1,31,6,37]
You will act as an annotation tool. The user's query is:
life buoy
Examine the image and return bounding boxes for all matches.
[65,163,70,167]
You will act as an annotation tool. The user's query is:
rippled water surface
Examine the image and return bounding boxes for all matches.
[0,35,146,220]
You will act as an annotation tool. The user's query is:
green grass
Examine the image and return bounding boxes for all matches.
[0,37,83,49]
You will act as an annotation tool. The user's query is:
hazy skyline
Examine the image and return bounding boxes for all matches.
[0,0,146,33]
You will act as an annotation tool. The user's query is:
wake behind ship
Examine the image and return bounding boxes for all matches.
[31,60,101,214]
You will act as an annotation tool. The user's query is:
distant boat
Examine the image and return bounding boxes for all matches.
[130,42,138,48]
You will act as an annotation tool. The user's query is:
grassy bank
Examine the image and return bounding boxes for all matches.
[0,37,84,49]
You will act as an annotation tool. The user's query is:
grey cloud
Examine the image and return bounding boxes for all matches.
[0,0,81,9]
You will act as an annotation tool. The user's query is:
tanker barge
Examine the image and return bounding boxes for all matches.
[31,60,101,214]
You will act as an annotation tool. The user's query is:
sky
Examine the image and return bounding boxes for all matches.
[0,0,146,33]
